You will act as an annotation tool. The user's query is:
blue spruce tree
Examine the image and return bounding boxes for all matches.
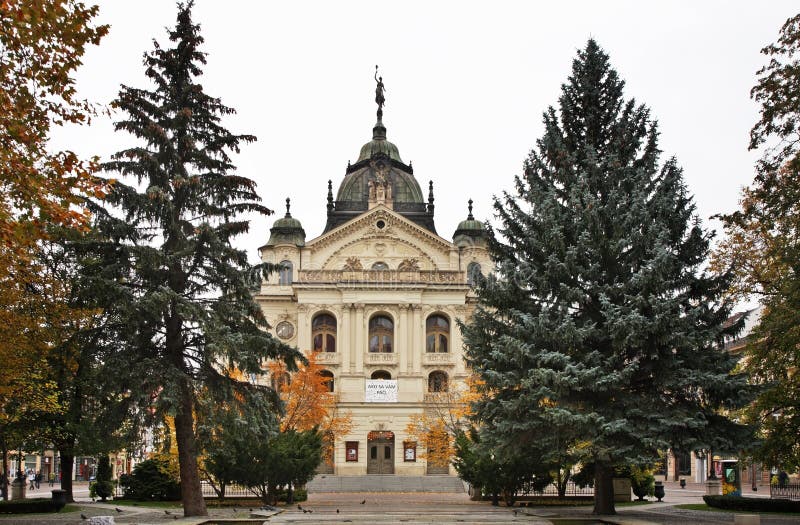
[463,40,752,515]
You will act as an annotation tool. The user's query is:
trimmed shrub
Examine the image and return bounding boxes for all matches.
[94,455,114,501]
[0,498,66,514]
[703,495,800,512]
[119,459,181,501]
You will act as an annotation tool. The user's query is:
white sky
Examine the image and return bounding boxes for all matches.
[51,1,797,264]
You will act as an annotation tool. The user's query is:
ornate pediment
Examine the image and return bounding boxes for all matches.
[305,206,454,271]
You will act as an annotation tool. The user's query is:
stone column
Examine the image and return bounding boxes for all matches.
[354,303,365,373]
[398,304,410,373]
[296,304,310,353]
[411,305,422,374]
[340,304,352,374]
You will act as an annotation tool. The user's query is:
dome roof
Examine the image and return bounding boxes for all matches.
[453,199,488,247]
[266,198,305,247]
[357,121,403,163]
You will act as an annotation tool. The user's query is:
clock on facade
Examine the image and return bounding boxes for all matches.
[275,321,295,340]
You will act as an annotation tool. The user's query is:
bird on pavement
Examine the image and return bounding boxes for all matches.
[80,514,88,520]
[115,507,123,513]
[336,509,340,514]
[297,504,303,510]
[360,499,366,504]
[164,509,172,515]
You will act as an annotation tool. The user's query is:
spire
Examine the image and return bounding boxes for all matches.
[284,197,292,218]
[327,180,334,213]
[467,198,474,220]
[427,180,435,213]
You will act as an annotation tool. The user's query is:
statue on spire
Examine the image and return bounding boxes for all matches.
[374,65,386,119]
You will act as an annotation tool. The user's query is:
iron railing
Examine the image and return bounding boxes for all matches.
[770,483,800,501]
[115,481,258,499]
[517,480,594,497]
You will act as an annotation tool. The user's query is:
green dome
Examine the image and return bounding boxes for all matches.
[357,121,403,163]
[453,200,488,247]
[266,198,305,247]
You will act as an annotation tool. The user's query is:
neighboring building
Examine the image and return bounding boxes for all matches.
[255,95,490,475]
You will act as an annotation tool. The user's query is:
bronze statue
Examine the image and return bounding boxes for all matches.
[374,65,385,112]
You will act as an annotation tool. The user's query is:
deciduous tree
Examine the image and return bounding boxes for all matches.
[714,13,800,470]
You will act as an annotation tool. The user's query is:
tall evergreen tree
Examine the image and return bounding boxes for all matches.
[462,40,751,515]
[91,2,300,516]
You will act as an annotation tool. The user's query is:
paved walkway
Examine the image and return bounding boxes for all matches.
[0,479,793,524]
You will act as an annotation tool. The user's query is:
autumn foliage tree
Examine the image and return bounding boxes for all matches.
[0,1,107,497]
[404,375,480,469]
[714,13,800,470]
[269,351,352,463]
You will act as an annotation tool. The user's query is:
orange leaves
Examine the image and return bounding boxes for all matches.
[268,352,352,462]
[0,0,109,249]
[269,351,351,434]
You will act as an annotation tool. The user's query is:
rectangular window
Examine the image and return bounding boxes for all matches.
[346,441,359,462]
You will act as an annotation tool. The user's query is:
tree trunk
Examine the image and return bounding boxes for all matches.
[592,462,616,515]
[174,380,207,517]
[60,453,74,503]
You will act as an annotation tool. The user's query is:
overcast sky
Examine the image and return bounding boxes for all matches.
[52,1,797,264]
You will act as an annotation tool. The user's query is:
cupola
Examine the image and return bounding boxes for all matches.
[266,198,305,246]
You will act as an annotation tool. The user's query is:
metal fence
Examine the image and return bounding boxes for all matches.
[114,481,258,499]
[517,480,594,497]
[770,483,800,501]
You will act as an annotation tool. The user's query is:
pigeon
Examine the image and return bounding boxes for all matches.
[513,509,518,516]
[173,516,179,520]
[360,499,366,504]
[337,509,340,514]
[80,514,88,520]
[115,507,123,513]
[164,509,172,515]
[297,504,303,510]
[248,508,253,512]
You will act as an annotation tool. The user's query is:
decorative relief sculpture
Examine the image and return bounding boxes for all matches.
[397,257,420,271]
[342,257,363,271]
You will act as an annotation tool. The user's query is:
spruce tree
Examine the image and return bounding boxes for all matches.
[92,2,300,516]
[462,40,751,515]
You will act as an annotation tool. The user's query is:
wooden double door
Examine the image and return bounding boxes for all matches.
[367,436,394,474]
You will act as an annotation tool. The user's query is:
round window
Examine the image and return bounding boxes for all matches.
[376,220,386,229]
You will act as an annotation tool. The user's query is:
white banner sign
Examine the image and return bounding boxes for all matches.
[365,380,398,403]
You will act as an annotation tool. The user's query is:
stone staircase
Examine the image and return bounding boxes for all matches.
[306,474,466,493]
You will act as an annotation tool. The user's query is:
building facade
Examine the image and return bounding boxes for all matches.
[255,101,490,476]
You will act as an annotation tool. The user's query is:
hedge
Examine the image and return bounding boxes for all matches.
[0,498,66,514]
[703,495,800,513]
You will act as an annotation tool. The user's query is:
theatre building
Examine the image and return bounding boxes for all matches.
[255,97,490,475]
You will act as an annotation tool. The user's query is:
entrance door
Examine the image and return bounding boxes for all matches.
[367,434,394,474]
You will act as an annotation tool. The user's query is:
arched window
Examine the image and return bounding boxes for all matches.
[371,370,391,380]
[369,315,394,353]
[467,262,482,287]
[271,372,291,392]
[426,314,450,353]
[428,371,448,393]
[279,260,293,285]
[312,313,337,353]
[319,370,334,392]
[371,261,389,271]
